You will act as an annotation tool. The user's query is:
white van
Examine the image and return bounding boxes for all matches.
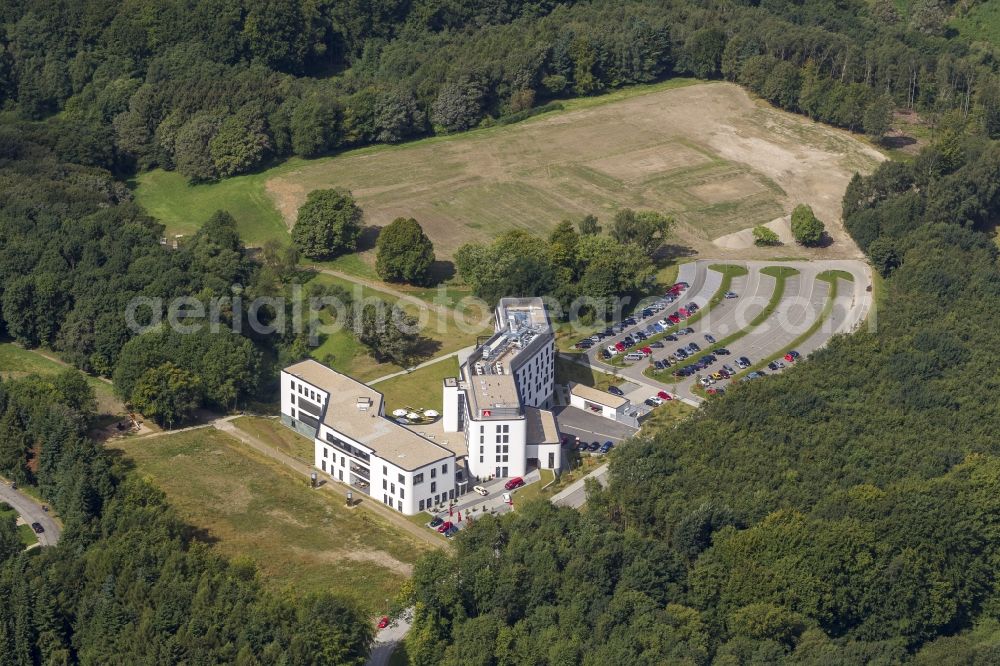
[624,352,645,361]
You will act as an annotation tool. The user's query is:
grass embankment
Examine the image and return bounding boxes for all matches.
[230,416,314,463]
[605,264,746,367]
[555,356,621,392]
[0,503,38,548]
[512,469,557,504]
[731,270,849,380]
[373,356,461,415]
[114,428,433,613]
[0,342,122,414]
[645,266,796,383]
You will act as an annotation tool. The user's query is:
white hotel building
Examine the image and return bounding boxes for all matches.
[280,360,461,515]
[443,297,561,481]
[279,297,561,515]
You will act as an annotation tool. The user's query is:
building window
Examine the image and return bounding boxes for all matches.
[290,381,296,391]
[442,464,448,474]
[398,473,405,484]
[502,425,509,433]
[431,468,436,479]
[414,473,424,484]
[479,456,484,463]
[419,499,425,511]
[502,435,509,443]
[338,470,343,481]
[398,501,402,512]
[323,448,328,459]
[479,425,484,433]
[449,489,454,500]
[290,395,296,405]
[400,488,405,499]
[321,460,326,471]
[501,445,508,453]
[383,465,387,475]
[382,480,387,490]
[290,408,296,418]
[431,482,437,493]
[391,483,396,494]
[479,446,484,454]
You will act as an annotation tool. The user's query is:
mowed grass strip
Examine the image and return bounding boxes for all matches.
[643,266,796,383]
[731,270,845,380]
[230,416,314,463]
[113,428,433,613]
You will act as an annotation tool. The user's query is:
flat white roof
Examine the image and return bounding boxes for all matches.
[284,360,454,470]
[570,383,628,409]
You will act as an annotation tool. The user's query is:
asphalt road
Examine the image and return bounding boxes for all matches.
[550,464,609,509]
[367,609,413,666]
[0,481,61,547]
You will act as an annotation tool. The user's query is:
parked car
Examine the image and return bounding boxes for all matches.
[437,521,454,533]
[504,477,525,490]
[644,398,658,407]
[683,327,695,334]
[789,350,801,359]
[722,364,736,374]
[588,441,601,451]
[657,391,672,401]
[599,441,614,454]
[678,308,690,318]
[473,485,489,496]
[768,361,780,371]
[648,396,664,406]
[378,616,391,629]
[687,342,701,352]
[429,517,444,528]
[614,342,626,352]
[725,291,738,299]
[651,341,664,348]
[31,522,44,534]
[654,360,666,370]
[444,525,459,537]
[704,334,716,343]
[664,334,678,341]
[737,357,751,369]
[715,347,730,355]
[600,350,611,359]
[700,377,714,387]
[641,346,653,356]
[502,492,513,505]
[624,352,644,361]
[608,385,624,396]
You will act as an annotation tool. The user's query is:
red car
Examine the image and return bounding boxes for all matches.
[784,353,795,362]
[614,342,626,352]
[641,347,653,356]
[378,616,390,629]
[657,391,672,401]
[504,477,525,491]
[668,314,681,324]
[436,521,453,533]
[678,308,689,318]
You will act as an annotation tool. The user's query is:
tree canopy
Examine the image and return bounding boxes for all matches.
[790,204,825,246]
[292,189,364,260]
[375,217,435,285]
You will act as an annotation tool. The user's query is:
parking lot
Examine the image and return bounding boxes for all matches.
[576,259,872,402]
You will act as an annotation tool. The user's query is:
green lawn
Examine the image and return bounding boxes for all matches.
[555,356,621,392]
[230,416,314,463]
[132,169,290,247]
[113,428,434,613]
[0,342,123,415]
[641,399,695,433]
[0,504,38,548]
[512,469,557,504]
[373,356,460,415]
[305,272,488,383]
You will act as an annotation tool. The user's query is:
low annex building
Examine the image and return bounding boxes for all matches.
[280,360,463,516]
[443,297,561,481]
[569,383,631,422]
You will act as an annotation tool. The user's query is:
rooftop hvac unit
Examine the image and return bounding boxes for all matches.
[494,363,504,374]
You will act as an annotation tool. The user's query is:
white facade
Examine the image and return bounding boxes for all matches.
[443,297,561,481]
[569,384,630,421]
[281,361,460,516]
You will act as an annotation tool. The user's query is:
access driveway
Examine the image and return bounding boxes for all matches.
[0,481,61,547]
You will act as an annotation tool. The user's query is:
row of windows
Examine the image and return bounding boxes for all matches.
[289,380,324,405]
[418,489,455,511]
[325,431,370,463]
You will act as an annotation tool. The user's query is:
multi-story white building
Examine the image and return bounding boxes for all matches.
[280,359,463,516]
[443,297,561,481]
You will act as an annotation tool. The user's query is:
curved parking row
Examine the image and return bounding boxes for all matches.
[570,260,872,405]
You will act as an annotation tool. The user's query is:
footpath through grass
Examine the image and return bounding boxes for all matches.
[114,428,433,613]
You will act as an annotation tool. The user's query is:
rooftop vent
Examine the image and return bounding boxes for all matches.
[356,397,372,411]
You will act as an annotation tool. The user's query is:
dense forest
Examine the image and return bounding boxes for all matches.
[404,118,1000,664]
[3,0,1000,664]
[1,0,999,184]
[0,372,372,664]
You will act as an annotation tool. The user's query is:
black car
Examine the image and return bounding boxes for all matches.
[654,360,665,370]
[608,386,624,397]
[603,328,614,336]
[664,334,678,341]
[767,361,780,371]
[600,350,611,359]
[650,341,664,348]
[31,522,44,534]
[704,334,716,343]
[715,347,730,355]
[644,398,658,407]
[429,517,444,528]
[588,441,601,451]
[634,332,647,341]
[641,309,653,318]
[688,342,701,352]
